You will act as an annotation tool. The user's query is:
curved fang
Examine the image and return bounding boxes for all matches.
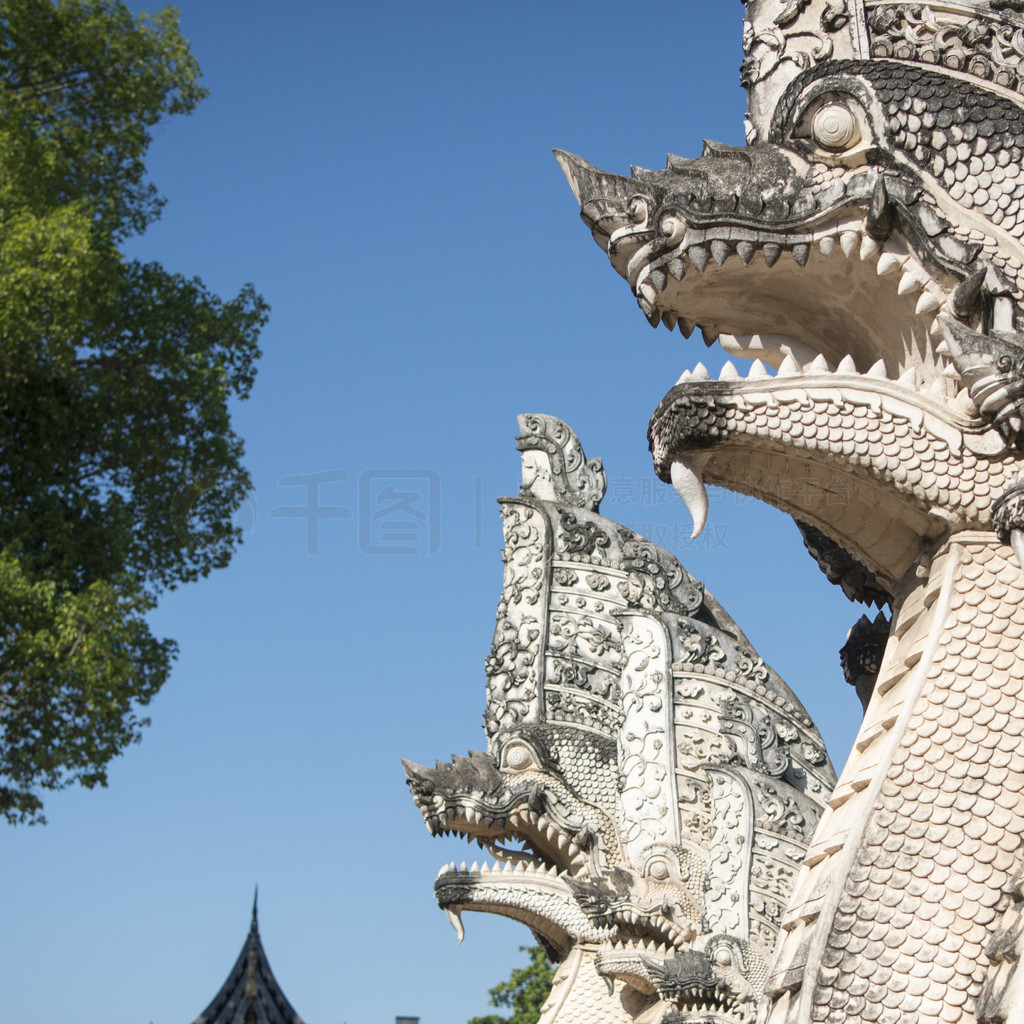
[445,907,465,944]
[670,457,709,539]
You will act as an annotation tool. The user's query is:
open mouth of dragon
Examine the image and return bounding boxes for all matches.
[597,945,756,1023]
[429,804,691,952]
[405,755,696,955]
[602,189,1019,593]
[431,800,590,875]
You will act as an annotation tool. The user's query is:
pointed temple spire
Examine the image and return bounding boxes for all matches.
[192,895,304,1024]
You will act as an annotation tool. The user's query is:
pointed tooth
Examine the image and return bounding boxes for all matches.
[445,907,465,944]
[678,318,695,338]
[867,359,888,379]
[951,266,987,321]
[792,242,810,266]
[459,861,467,872]
[897,367,917,387]
[916,290,942,315]
[778,353,802,376]
[736,240,755,265]
[935,339,951,357]
[675,369,692,385]
[667,257,686,281]
[866,177,894,240]
[661,310,677,331]
[719,360,740,381]
[688,245,709,273]
[898,270,922,295]
[876,251,903,275]
[941,362,961,380]
[840,230,859,257]
[859,234,880,260]
[837,354,857,374]
[709,239,730,265]
[808,353,831,373]
[952,388,977,415]
[898,259,928,295]
[650,268,667,293]
[691,362,710,381]
[638,281,657,305]
[818,236,835,258]
[670,458,709,539]
[748,358,770,379]
[763,242,782,267]
[701,325,719,345]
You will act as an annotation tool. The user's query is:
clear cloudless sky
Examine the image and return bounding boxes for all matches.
[1,4,868,1023]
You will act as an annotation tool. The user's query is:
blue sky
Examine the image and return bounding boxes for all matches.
[1,4,866,1023]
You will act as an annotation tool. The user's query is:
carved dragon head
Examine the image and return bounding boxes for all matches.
[404,416,835,1024]
[558,0,1024,607]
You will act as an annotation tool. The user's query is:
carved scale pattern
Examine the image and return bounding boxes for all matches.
[764,535,1024,1024]
[650,384,1022,591]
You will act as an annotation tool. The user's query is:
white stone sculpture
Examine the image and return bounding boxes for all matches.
[554,2,1024,1021]
[406,416,835,1024]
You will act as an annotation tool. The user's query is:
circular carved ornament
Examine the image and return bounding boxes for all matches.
[812,103,859,150]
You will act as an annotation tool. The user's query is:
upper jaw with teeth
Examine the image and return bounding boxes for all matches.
[556,147,1024,388]
[403,752,607,878]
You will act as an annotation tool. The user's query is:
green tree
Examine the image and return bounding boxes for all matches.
[469,945,556,1024]
[0,0,267,823]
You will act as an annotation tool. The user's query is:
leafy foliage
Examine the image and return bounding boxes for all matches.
[469,946,556,1024]
[0,0,267,823]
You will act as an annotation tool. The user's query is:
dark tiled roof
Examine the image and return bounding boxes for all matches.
[193,896,304,1024]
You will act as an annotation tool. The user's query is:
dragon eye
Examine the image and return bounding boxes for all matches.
[811,103,859,150]
[648,859,671,880]
[504,743,533,770]
[713,945,734,967]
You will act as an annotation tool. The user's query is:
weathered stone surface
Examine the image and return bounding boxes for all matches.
[404,417,835,1024]
[558,2,1024,1022]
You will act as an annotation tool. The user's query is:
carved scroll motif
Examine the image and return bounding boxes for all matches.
[867,2,1024,91]
[703,767,754,938]
[484,502,548,735]
[616,615,678,860]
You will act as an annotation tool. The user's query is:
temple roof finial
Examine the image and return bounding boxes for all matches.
[191,890,305,1024]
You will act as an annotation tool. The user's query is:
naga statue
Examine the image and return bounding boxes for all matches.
[552,2,1024,1022]
[405,414,836,1024]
